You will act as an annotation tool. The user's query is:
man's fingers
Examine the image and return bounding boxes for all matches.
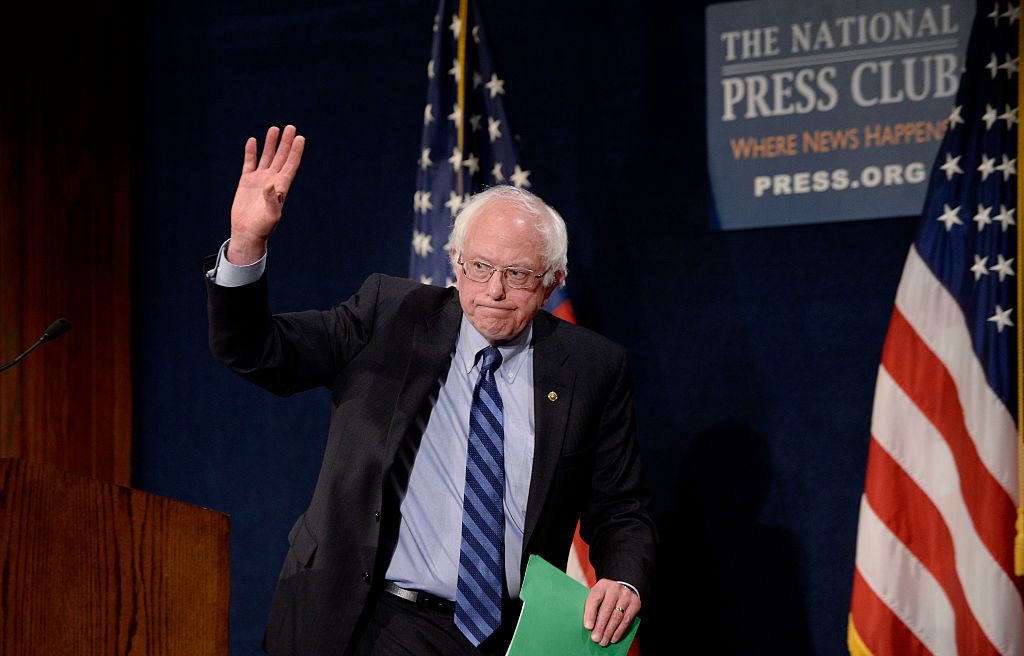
[258,126,280,169]
[591,595,622,646]
[241,137,257,174]
[280,134,305,183]
[270,125,297,172]
[583,585,605,630]
[610,601,636,644]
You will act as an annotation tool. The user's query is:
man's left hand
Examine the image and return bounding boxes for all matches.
[583,578,640,646]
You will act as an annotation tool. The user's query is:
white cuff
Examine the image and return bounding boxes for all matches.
[208,238,266,287]
[617,581,640,602]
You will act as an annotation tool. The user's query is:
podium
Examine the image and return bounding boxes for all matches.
[0,458,230,654]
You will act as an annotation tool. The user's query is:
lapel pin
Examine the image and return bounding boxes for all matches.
[547,391,558,402]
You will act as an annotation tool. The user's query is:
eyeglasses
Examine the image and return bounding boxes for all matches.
[457,257,548,290]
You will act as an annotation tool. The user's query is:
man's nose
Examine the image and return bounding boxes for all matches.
[486,270,506,299]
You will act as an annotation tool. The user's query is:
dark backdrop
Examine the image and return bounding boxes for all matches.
[135,1,920,654]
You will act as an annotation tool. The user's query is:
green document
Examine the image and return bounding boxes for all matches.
[506,555,639,655]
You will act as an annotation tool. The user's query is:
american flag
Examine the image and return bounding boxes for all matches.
[409,1,633,649]
[410,0,532,287]
[848,2,1023,655]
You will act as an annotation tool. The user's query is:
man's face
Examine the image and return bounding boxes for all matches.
[452,200,561,345]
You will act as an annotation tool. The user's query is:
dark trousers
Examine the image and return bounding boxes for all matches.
[351,591,516,656]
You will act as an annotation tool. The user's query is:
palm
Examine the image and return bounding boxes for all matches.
[230,125,305,244]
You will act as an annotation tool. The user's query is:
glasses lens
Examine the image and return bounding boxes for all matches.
[465,260,494,282]
[505,269,532,288]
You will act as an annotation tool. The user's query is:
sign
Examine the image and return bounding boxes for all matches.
[706,0,975,230]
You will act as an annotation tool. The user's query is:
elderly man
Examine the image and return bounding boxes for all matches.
[207,125,656,655]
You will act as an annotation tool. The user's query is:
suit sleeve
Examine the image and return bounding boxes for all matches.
[206,271,384,396]
[579,351,657,603]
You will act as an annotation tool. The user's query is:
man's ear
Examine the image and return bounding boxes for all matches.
[450,249,460,278]
[542,271,565,303]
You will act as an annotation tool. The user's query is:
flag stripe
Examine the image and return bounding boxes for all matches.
[881,302,1020,583]
[850,568,932,656]
[854,494,957,655]
[894,246,1018,502]
[871,365,1024,655]
[862,437,1000,656]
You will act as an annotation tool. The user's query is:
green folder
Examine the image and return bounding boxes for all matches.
[506,555,639,655]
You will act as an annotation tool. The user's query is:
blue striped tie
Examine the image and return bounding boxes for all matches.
[455,346,505,646]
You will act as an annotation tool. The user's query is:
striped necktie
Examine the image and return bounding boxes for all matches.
[455,345,505,646]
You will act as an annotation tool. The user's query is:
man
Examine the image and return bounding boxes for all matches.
[207,125,656,655]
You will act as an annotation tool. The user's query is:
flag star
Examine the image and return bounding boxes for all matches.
[433,14,440,32]
[463,152,480,176]
[488,117,502,143]
[492,162,505,182]
[999,103,1018,129]
[443,236,455,254]
[989,2,1002,25]
[939,153,963,180]
[983,104,999,129]
[996,154,1016,181]
[419,274,433,285]
[1007,3,1021,24]
[412,230,434,257]
[978,153,997,181]
[473,71,483,89]
[427,59,435,80]
[995,204,1016,231]
[449,13,461,38]
[974,203,993,229]
[472,25,480,44]
[424,103,434,125]
[947,104,964,128]
[990,253,1015,281]
[987,52,1000,78]
[936,203,963,231]
[448,103,462,127]
[469,113,483,132]
[970,255,990,280]
[413,190,433,215]
[484,73,506,98]
[510,165,531,188]
[448,146,463,171]
[419,148,433,170]
[445,190,466,216]
[999,54,1019,77]
[987,304,1014,332]
[449,59,461,82]
[445,276,455,288]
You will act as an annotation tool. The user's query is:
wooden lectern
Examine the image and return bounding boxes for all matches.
[0,458,230,654]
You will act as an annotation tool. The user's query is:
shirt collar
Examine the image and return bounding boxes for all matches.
[456,316,532,384]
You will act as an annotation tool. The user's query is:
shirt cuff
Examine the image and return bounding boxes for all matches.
[208,238,266,287]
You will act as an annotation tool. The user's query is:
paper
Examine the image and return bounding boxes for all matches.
[506,555,639,655]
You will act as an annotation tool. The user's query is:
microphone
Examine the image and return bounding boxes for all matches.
[0,318,72,373]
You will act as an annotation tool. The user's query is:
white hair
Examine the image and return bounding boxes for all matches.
[449,185,568,287]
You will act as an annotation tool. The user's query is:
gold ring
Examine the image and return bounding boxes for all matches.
[615,606,625,614]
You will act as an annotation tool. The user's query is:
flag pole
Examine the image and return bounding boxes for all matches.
[455,0,468,199]
[1016,3,1024,577]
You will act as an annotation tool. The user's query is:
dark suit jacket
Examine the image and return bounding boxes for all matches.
[207,272,656,656]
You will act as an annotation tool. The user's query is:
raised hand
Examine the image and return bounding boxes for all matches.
[228,125,305,265]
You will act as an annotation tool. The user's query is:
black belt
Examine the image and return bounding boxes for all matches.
[383,582,456,614]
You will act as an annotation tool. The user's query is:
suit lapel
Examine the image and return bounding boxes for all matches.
[523,312,573,551]
[381,292,462,471]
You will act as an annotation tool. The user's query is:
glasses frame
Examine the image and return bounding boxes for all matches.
[457,256,549,290]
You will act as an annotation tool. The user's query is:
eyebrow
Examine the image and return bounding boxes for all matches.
[466,255,541,269]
